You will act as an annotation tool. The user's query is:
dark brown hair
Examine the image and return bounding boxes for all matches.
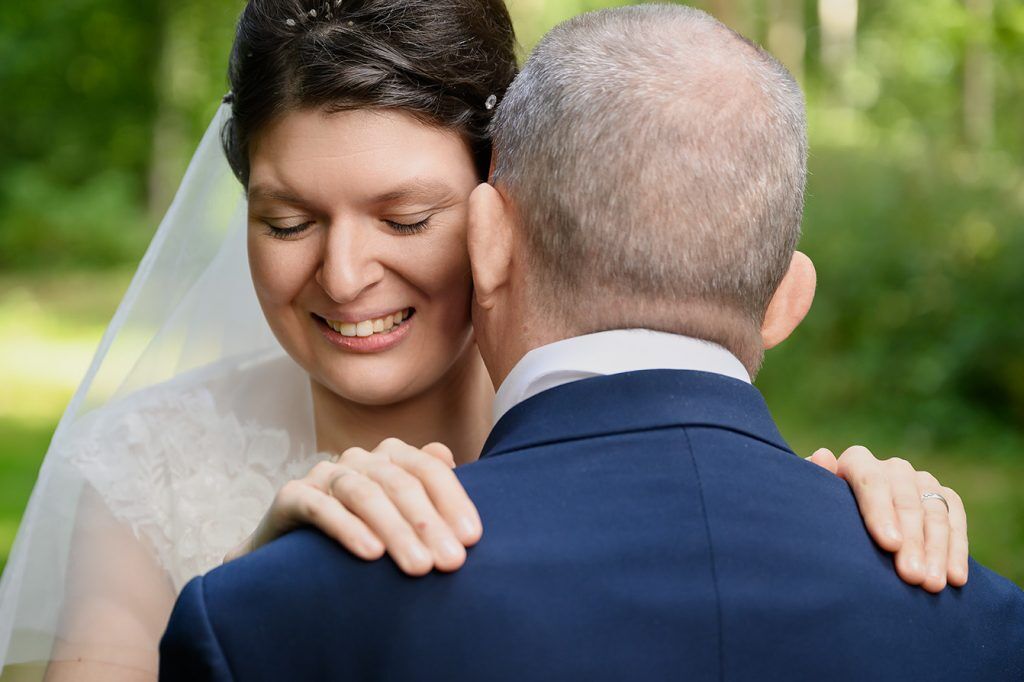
[222,0,518,186]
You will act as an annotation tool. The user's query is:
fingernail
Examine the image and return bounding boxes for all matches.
[408,544,431,566]
[909,556,924,575]
[928,564,944,581]
[458,517,480,538]
[884,523,902,543]
[441,538,464,560]
[362,536,384,556]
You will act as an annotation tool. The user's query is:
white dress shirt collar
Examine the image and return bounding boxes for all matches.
[492,329,751,424]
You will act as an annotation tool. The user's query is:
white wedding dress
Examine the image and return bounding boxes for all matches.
[0,104,320,677]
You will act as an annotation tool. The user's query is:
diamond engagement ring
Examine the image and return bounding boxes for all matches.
[921,491,950,512]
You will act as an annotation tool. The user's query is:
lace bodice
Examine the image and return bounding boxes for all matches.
[56,353,320,590]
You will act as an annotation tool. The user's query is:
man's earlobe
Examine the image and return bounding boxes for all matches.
[761,251,816,350]
[467,182,513,310]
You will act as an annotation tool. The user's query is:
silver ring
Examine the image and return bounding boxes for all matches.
[921,491,950,513]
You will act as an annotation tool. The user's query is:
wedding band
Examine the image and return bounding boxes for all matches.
[921,491,950,513]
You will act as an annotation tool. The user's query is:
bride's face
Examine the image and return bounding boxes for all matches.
[247,108,479,406]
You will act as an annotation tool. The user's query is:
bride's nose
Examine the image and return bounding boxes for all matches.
[315,222,386,303]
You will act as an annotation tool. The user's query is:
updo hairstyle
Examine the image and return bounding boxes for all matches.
[222,0,519,186]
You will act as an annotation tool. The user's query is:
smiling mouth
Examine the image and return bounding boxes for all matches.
[313,308,416,337]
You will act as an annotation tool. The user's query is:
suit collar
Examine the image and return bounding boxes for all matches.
[480,369,794,460]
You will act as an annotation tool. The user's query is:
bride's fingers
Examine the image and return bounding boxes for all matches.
[943,486,970,586]
[328,468,437,576]
[805,447,838,474]
[361,461,468,572]
[917,471,949,593]
[275,479,384,560]
[836,446,903,553]
[387,442,482,546]
[884,458,927,586]
[421,441,456,468]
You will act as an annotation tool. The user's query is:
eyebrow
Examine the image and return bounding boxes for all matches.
[367,178,457,205]
[247,184,306,205]
[247,177,458,208]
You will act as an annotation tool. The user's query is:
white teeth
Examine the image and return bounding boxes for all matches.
[325,308,410,338]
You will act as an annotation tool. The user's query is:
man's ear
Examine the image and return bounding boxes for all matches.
[761,251,816,349]
[467,182,514,310]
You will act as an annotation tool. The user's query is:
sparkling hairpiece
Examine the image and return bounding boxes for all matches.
[284,2,344,29]
[485,94,497,111]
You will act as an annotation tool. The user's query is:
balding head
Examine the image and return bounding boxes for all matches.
[484,4,808,374]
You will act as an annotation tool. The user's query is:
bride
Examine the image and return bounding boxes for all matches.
[0,0,969,679]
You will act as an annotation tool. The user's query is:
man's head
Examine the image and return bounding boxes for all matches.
[469,4,816,385]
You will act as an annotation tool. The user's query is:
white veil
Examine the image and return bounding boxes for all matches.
[0,103,318,676]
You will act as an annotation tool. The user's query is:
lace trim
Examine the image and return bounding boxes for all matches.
[59,381,318,591]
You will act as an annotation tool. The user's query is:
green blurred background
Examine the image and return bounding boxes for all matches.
[0,0,1021,585]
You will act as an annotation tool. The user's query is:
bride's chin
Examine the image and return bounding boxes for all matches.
[314,372,422,408]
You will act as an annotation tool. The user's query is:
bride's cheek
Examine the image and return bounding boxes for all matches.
[248,235,321,307]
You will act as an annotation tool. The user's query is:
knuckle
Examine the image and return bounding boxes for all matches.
[885,457,915,475]
[411,458,450,484]
[381,472,424,500]
[377,437,406,451]
[893,493,921,511]
[916,470,940,487]
[840,445,873,463]
[347,480,382,504]
[940,486,963,505]
[339,446,368,464]
[309,461,335,478]
[857,471,887,491]
[277,479,303,505]
[300,495,323,521]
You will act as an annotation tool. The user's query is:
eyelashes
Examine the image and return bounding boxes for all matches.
[383,217,432,235]
[261,217,433,240]
[263,221,314,239]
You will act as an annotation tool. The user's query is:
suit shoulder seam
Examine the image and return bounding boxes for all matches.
[683,426,725,682]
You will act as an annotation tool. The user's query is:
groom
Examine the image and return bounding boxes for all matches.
[161,5,1024,680]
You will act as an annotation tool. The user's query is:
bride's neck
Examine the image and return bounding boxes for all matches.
[310,346,495,465]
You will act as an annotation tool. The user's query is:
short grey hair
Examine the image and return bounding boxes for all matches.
[490,4,807,370]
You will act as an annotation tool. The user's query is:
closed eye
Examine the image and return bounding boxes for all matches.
[384,216,432,235]
[262,221,314,239]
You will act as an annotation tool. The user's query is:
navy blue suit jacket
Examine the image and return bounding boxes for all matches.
[160,371,1024,680]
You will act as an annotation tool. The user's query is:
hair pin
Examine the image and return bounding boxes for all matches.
[485,94,497,111]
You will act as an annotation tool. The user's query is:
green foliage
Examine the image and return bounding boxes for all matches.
[0,0,1020,580]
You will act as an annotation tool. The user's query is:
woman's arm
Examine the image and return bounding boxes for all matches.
[44,486,177,682]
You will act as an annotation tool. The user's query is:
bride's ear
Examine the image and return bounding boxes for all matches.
[467,182,514,310]
[761,251,816,350]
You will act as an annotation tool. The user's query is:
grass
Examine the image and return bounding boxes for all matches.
[0,269,1020,586]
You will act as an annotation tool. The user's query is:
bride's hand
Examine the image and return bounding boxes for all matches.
[806,445,968,593]
[224,438,482,576]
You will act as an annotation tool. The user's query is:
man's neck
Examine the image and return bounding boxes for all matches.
[491,329,751,424]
